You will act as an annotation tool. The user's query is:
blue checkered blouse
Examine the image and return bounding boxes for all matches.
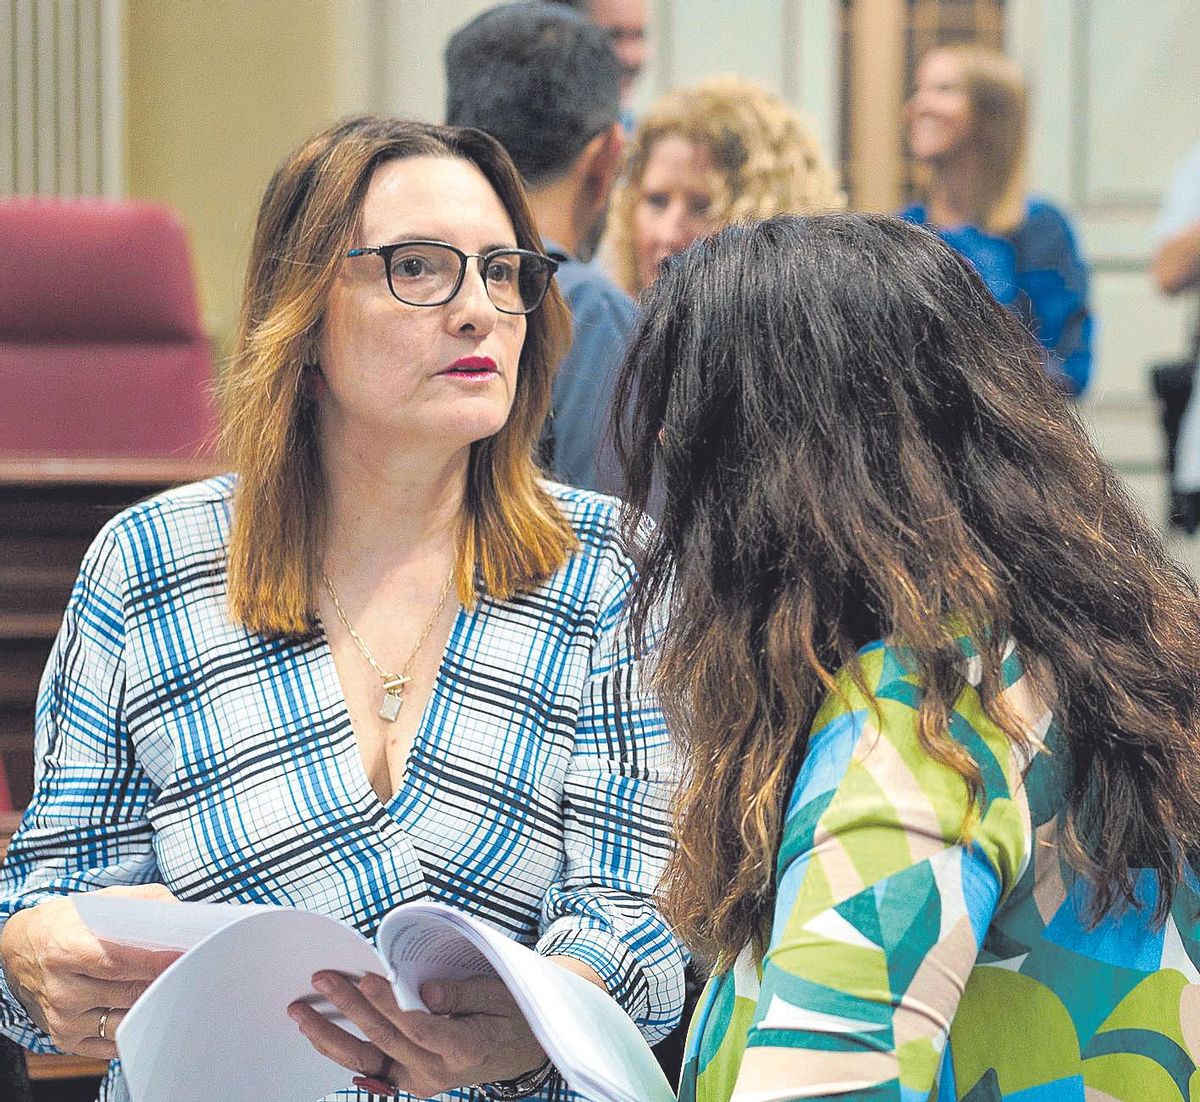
[0,476,685,1101]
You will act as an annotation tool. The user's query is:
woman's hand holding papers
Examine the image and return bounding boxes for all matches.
[288,956,605,1097]
[0,883,180,1058]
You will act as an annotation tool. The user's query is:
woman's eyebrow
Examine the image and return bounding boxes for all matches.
[368,231,448,244]
[364,233,519,252]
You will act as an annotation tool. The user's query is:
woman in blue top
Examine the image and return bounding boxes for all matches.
[903,46,1093,397]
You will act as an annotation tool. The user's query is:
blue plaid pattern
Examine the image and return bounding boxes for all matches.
[0,476,685,1102]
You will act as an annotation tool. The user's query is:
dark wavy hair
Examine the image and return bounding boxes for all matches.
[615,212,1200,966]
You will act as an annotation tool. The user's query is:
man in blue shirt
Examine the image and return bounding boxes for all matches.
[446,2,634,494]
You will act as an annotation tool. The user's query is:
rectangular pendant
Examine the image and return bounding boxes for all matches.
[378,691,404,722]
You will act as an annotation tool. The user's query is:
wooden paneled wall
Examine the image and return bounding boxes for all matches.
[0,457,218,1088]
[1,457,219,806]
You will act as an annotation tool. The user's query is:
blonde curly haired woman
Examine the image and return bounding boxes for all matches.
[606,75,844,294]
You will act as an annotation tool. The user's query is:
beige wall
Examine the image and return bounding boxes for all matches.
[124,0,359,358]
[118,0,843,358]
[1008,0,1200,402]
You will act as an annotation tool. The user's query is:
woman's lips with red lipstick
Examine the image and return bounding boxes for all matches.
[439,356,499,380]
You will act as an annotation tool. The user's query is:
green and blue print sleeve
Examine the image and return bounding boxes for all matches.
[737,641,1036,1102]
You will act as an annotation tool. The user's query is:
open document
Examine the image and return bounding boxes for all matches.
[75,894,674,1102]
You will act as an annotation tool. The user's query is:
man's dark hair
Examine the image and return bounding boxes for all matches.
[446,2,620,188]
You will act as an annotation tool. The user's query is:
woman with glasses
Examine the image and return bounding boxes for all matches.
[0,116,684,1102]
[616,212,1200,1101]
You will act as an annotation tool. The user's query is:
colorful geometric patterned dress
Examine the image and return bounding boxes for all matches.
[678,637,1200,1102]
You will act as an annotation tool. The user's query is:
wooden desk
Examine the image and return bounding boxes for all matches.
[1,456,220,1089]
[0,810,18,862]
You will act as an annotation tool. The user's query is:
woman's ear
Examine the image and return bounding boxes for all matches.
[580,122,626,206]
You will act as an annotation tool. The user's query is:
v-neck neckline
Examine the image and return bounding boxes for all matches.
[314,601,467,815]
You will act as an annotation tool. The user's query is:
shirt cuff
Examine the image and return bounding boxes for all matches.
[0,894,61,1053]
[536,924,651,1027]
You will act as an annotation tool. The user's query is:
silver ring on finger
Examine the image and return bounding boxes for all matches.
[98,1007,117,1042]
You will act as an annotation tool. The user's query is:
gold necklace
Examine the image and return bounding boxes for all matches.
[321,563,456,722]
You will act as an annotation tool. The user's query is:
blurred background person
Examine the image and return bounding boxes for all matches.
[903,45,1093,398]
[605,74,844,296]
[549,0,648,110]
[446,1,631,495]
[1151,139,1200,532]
[1153,139,1200,298]
[615,211,1200,1102]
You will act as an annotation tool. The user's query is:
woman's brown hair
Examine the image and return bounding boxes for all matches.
[616,212,1200,967]
[917,46,1028,235]
[218,116,576,635]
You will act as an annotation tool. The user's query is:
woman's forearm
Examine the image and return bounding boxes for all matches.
[1153,219,1200,296]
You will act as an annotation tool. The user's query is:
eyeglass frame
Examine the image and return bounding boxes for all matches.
[345,239,560,315]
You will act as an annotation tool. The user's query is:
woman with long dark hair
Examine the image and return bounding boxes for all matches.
[616,212,1200,1101]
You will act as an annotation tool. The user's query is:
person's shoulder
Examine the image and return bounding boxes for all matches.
[91,474,236,567]
[813,638,915,724]
[779,638,1040,903]
[109,473,235,527]
[1014,198,1085,271]
[555,258,637,328]
[1021,196,1079,238]
[899,202,929,225]
[558,258,631,301]
[545,479,656,574]
[543,480,629,548]
[803,635,1046,810]
[812,634,1043,753]
[518,483,644,610]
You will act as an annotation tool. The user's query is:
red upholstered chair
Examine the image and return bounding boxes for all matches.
[0,197,217,457]
[0,758,11,812]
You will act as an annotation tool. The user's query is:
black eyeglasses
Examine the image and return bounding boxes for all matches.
[346,240,559,315]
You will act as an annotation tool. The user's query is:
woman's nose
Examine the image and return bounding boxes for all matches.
[659,204,694,251]
[446,265,498,334]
